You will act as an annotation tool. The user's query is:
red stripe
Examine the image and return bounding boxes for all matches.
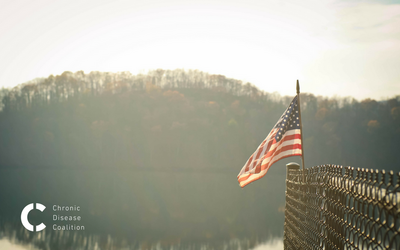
[237,141,302,182]
[250,138,268,170]
[238,153,302,187]
[243,153,254,172]
[244,130,277,172]
[237,150,302,184]
[239,165,273,188]
[260,143,302,171]
[255,143,301,174]
[264,134,301,158]
[240,132,300,177]
[263,135,275,159]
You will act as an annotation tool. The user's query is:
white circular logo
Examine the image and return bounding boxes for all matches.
[21,203,46,232]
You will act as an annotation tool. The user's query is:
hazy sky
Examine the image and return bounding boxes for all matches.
[0,0,399,100]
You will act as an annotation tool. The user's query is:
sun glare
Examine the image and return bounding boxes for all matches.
[0,0,399,100]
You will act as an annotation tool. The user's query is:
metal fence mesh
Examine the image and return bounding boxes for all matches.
[284,164,400,250]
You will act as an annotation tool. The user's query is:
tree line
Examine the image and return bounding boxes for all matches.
[0,69,399,172]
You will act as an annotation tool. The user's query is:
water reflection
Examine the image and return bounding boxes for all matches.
[0,168,286,250]
[0,236,283,250]
[250,238,283,250]
[0,238,39,250]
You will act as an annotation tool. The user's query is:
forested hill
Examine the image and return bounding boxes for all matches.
[0,69,399,172]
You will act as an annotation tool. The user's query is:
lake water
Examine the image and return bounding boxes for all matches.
[0,167,287,250]
[0,237,284,250]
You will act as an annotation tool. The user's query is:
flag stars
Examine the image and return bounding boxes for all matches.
[274,96,301,142]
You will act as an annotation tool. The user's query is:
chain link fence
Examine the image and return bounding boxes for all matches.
[284,163,400,250]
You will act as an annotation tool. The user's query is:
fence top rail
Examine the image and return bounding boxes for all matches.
[287,164,400,188]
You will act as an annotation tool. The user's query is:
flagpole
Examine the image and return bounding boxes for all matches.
[296,80,306,181]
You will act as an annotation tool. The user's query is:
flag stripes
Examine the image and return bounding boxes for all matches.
[237,96,302,188]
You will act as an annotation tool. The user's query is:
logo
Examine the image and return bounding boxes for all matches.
[21,203,46,232]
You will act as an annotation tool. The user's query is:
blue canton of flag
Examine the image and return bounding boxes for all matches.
[275,96,300,142]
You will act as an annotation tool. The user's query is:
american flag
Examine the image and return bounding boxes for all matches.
[237,96,302,188]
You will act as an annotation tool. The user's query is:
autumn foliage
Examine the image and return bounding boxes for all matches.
[0,69,399,172]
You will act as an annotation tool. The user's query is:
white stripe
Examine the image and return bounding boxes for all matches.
[239,128,278,175]
[240,144,301,183]
[247,139,301,174]
[238,153,254,176]
[239,167,270,187]
[238,146,301,186]
[250,129,278,171]
[238,172,250,179]
[261,139,301,164]
[239,129,301,175]
[261,146,302,167]
[257,130,300,159]
[247,135,300,174]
